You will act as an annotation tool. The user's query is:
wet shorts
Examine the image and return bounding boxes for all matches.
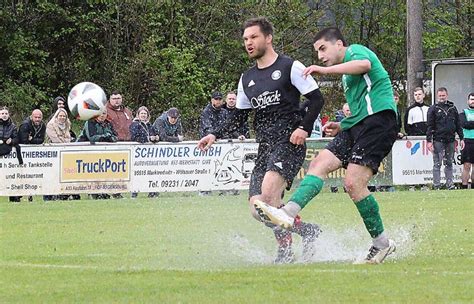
[249,140,306,197]
[326,110,397,174]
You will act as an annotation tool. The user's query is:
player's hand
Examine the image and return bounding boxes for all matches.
[323,121,341,137]
[6,138,12,145]
[178,135,184,142]
[302,65,328,78]
[290,128,308,145]
[197,134,216,151]
[427,142,433,152]
[238,135,246,141]
[460,140,465,150]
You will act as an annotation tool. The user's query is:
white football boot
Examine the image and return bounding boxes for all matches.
[254,199,294,229]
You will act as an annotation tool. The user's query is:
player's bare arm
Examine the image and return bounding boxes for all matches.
[303,60,371,77]
[322,121,341,137]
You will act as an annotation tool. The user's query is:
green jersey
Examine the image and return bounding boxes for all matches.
[340,44,396,130]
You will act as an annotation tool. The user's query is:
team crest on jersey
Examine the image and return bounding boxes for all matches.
[271,70,281,80]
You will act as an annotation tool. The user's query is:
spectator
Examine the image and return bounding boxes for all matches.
[405,87,429,136]
[200,91,228,138]
[46,108,80,200]
[335,103,351,122]
[53,96,77,141]
[459,92,474,189]
[393,90,404,139]
[77,109,118,199]
[18,109,46,145]
[199,91,228,195]
[18,109,47,201]
[223,91,250,139]
[46,108,72,143]
[77,109,118,144]
[130,106,159,198]
[427,87,464,190]
[0,107,22,203]
[153,107,184,142]
[54,96,66,109]
[106,90,133,141]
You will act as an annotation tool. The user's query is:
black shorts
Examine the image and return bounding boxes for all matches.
[461,139,474,164]
[249,141,306,197]
[326,110,397,174]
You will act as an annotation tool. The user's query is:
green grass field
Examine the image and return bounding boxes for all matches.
[1,190,473,303]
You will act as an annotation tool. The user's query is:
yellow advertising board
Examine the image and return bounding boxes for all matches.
[61,150,130,182]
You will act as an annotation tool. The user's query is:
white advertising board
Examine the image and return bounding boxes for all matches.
[0,141,257,196]
[392,137,463,185]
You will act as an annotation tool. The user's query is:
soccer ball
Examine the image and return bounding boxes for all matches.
[67,82,107,121]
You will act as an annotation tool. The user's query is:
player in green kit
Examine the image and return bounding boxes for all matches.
[254,27,397,264]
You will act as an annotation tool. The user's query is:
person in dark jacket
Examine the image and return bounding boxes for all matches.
[77,109,118,200]
[77,109,118,143]
[0,106,19,159]
[427,87,464,190]
[405,87,430,136]
[153,107,183,142]
[18,109,46,145]
[459,92,474,189]
[200,91,228,138]
[17,109,48,201]
[130,106,159,144]
[0,107,23,203]
[223,91,250,139]
[130,106,159,198]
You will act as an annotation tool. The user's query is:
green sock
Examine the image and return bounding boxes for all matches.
[289,175,324,209]
[355,195,384,238]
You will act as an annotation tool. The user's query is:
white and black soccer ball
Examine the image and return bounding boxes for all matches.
[67,82,107,121]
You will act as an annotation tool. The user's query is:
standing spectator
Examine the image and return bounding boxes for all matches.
[459,93,474,189]
[54,96,66,109]
[18,109,46,145]
[199,91,228,196]
[77,109,118,199]
[105,90,131,199]
[393,91,404,139]
[46,108,80,200]
[153,107,184,142]
[405,87,430,136]
[46,108,71,143]
[77,109,118,144]
[427,87,464,190]
[0,107,22,203]
[224,91,250,139]
[106,90,133,141]
[200,91,228,138]
[18,109,47,201]
[53,96,77,141]
[335,103,351,122]
[0,106,19,160]
[130,106,159,198]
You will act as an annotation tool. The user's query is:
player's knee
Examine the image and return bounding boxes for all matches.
[343,176,358,193]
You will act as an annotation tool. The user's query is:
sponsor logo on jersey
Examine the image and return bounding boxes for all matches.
[250,90,281,109]
[271,70,281,80]
[248,80,255,87]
